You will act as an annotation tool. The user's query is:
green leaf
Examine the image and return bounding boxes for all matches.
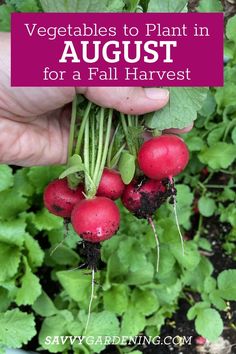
[199,142,236,169]
[184,136,204,152]
[27,166,64,194]
[170,240,201,270]
[198,196,216,217]
[103,285,129,315]
[33,208,63,231]
[0,243,21,281]
[59,154,84,179]
[40,0,124,12]
[33,291,58,317]
[57,270,97,307]
[198,91,216,117]
[187,302,210,320]
[0,218,26,247]
[145,88,208,130]
[120,307,146,337]
[14,168,35,196]
[183,256,213,292]
[215,83,236,111]
[155,280,182,305]
[0,189,28,220]
[0,4,14,32]
[175,184,194,227]
[207,125,226,146]
[15,258,42,306]
[220,204,236,227]
[158,247,176,275]
[8,0,40,11]
[226,14,236,43]
[195,308,223,341]
[197,0,223,12]
[148,0,187,12]
[0,287,11,312]
[49,245,79,265]
[79,311,120,353]
[217,269,236,301]
[24,233,44,268]
[131,289,159,316]
[204,276,216,293]
[0,309,36,348]
[117,238,147,272]
[118,151,136,184]
[209,291,226,311]
[0,165,13,192]
[198,238,212,252]
[39,313,71,352]
[232,126,236,144]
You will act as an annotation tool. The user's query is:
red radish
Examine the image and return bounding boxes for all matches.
[122,177,170,272]
[138,135,189,180]
[195,336,206,346]
[71,197,120,243]
[97,168,125,200]
[44,178,84,218]
[121,177,169,219]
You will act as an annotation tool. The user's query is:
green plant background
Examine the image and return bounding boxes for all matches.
[0,1,236,353]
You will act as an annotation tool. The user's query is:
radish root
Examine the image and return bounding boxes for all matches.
[85,268,95,334]
[148,217,160,272]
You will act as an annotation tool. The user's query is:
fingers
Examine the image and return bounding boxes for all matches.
[76,87,169,115]
[0,109,69,166]
[163,123,193,135]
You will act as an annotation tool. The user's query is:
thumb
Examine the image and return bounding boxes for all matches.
[76,87,169,115]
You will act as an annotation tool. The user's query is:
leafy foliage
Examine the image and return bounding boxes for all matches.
[145,87,208,130]
[0,2,235,354]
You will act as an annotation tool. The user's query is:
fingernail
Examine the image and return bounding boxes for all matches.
[144,88,169,100]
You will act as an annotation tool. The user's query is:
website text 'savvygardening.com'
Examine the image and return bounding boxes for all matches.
[44,335,193,347]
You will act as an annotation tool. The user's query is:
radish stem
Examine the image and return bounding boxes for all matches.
[90,114,96,176]
[85,268,95,335]
[84,114,90,194]
[94,109,113,188]
[67,95,77,160]
[75,101,92,155]
[93,108,104,187]
[148,217,160,272]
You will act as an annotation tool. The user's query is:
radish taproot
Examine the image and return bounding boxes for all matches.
[138,135,189,180]
[71,197,120,243]
[43,178,84,218]
[97,168,125,200]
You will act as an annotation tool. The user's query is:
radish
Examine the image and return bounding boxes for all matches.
[121,177,169,219]
[43,178,84,218]
[138,134,189,180]
[71,196,120,243]
[97,168,125,200]
[122,177,171,272]
[138,135,189,257]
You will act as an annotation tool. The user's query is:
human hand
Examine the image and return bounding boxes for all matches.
[0,32,187,166]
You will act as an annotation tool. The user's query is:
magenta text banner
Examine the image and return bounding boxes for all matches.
[11,12,224,87]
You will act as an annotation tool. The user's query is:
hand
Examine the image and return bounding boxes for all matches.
[0,32,186,166]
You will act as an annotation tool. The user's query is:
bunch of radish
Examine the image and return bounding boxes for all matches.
[43,96,189,332]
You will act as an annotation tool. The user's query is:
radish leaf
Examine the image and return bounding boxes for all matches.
[0,309,36,348]
[145,87,208,130]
